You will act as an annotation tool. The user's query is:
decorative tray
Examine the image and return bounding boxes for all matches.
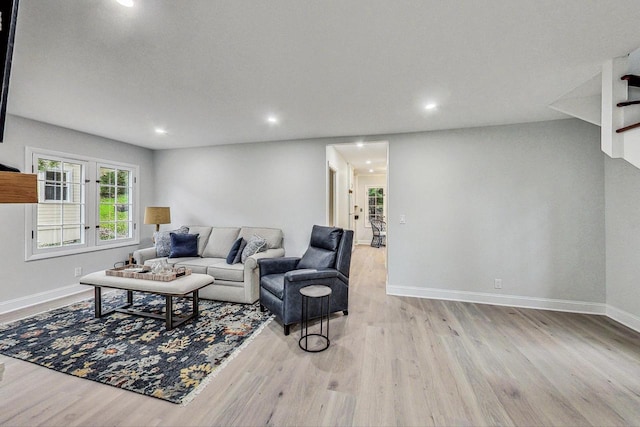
[106,264,192,282]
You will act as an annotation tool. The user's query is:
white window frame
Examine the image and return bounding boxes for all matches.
[25,147,140,261]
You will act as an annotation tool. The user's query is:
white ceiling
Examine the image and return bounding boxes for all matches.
[7,0,640,150]
[332,141,388,175]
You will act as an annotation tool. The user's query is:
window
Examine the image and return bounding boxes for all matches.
[26,148,139,260]
[366,186,385,227]
[97,165,134,243]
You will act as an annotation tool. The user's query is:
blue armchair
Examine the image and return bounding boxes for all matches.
[258,225,354,335]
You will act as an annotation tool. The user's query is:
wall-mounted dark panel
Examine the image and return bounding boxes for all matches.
[0,0,19,142]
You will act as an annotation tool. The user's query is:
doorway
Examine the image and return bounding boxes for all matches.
[325,141,389,249]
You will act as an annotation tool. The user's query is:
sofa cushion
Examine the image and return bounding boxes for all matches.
[241,235,267,263]
[203,227,240,258]
[261,273,285,299]
[154,226,189,257]
[169,232,199,258]
[226,237,243,264]
[207,262,245,282]
[144,256,200,267]
[297,246,336,269]
[239,227,283,249]
[174,257,226,274]
[187,225,213,256]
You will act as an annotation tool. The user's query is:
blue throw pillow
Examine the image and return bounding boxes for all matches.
[232,239,247,264]
[169,232,199,258]
[154,226,189,257]
[226,237,244,264]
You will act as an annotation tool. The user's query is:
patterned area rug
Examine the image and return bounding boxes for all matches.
[0,292,272,404]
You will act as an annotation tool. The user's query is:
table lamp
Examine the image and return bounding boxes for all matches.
[144,206,171,232]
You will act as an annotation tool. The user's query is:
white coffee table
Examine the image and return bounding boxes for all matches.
[80,271,214,330]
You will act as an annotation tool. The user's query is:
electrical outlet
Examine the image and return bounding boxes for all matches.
[494,278,502,289]
[400,214,406,224]
[74,267,82,277]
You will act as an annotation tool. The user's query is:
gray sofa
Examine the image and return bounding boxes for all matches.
[133,226,284,304]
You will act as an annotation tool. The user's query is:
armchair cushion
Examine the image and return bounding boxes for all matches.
[261,273,286,299]
[309,226,343,251]
[297,246,336,269]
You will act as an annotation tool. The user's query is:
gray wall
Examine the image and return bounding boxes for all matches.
[2,116,616,317]
[0,115,154,302]
[387,120,606,303]
[605,156,640,318]
[153,139,330,256]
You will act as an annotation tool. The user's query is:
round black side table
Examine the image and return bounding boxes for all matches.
[299,285,332,352]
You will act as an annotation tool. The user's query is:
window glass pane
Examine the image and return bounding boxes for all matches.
[100,167,115,185]
[100,204,115,221]
[116,222,131,239]
[117,187,129,204]
[62,225,83,245]
[117,170,130,186]
[37,226,61,248]
[99,222,116,241]
[68,163,82,184]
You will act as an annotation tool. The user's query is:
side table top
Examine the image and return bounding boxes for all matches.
[300,284,332,298]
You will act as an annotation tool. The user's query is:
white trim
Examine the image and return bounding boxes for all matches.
[387,284,607,315]
[0,284,91,315]
[606,304,640,333]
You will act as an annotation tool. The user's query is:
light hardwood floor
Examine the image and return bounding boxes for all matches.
[2,246,640,426]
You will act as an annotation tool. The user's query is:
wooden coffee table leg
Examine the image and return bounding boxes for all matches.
[94,286,102,318]
[127,290,133,305]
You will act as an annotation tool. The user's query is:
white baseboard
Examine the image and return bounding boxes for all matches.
[387,285,607,315]
[0,284,91,315]
[606,304,640,333]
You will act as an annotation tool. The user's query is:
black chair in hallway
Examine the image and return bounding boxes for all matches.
[370,218,386,248]
[258,225,354,335]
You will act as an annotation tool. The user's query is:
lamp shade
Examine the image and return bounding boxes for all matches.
[144,207,171,227]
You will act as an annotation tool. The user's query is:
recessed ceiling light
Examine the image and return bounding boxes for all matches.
[369,169,374,173]
[267,116,278,124]
[425,103,438,110]
[155,128,167,135]
[366,160,371,164]
[356,142,364,148]
[116,0,134,7]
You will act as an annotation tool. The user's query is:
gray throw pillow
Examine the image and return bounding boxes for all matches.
[154,226,189,257]
[241,235,267,263]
